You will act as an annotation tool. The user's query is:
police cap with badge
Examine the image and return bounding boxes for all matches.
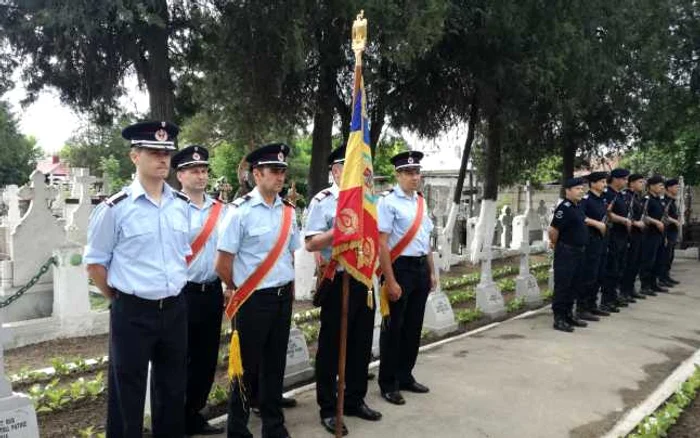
[564,177,585,189]
[629,173,645,183]
[609,168,630,180]
[122,120,179,150]
[647,175,665,186]
[390,151,424,171]
[665,178,679,188]
[246,143,290,169]
[328,145,346,166]
[585,171,608,183]
[172,145,209,170]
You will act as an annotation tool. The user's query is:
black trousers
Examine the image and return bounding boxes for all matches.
[602,231,628,304]
[552,242,585,317]
[107,291,188,438]
[315,274,374,419]
[640,231,664,289]
[659,233,678,280]
[621,230,644,294]
[184,280,224,432]
[379,256,430,393]
[227,284,292,438]
[578,232,605,311]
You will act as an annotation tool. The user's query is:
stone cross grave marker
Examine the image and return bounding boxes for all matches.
[499,205,513,249]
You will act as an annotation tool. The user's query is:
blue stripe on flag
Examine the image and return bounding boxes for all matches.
[351,89,363,131]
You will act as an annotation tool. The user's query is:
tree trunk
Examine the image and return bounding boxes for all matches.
[309,61,335,198]
[143,0,175,122]
[453,90,479,204]
[560,135,576,198]
[483,108,502,201]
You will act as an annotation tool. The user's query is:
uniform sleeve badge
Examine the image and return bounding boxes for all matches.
[555,210,564,219]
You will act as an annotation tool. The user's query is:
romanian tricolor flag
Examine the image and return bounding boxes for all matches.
[330,66,379,290]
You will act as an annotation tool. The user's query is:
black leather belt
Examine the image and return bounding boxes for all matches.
[184,280,220,292]
[113,290,182,310]
[556,242,585,252]
[255,282,293,296]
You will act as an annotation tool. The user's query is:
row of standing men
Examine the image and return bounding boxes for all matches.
[84,120,436,438]
[549,170,682,333]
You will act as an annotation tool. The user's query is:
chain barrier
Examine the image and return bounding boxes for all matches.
[0,256,58,309]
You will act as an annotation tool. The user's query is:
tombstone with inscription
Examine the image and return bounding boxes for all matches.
[294,236,316,301]
[284,326,314,386]
[0,323,39,438]
[514,240,542,306]
[423,252,458,335]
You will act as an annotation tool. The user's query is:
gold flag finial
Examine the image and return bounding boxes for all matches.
[352,10,368,59]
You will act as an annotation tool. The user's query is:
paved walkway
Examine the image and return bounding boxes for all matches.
[207,259,700,438]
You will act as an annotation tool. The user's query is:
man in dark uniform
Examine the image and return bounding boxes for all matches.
[85,121,191,437]
[548,177,589,332]
[576,172,610,322]
[659,178,682,287]
[602,168,632,309]
[620,174,648,300]
[305,145,382,435]
[172,146,226,436]
[639,175,668,295]
[377,151,437,405]
[216,143,299,438]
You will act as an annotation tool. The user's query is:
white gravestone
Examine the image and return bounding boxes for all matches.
[510,215,527,250]
[475,253,505,318]
[52,245,92,335]
[515,241,542,306]
[8,171,64,287]
[294,236,316,301]
[423,253,457,336]
[65,172,96,246]
[284,326,314,386]
[0,322,39,438]
[3,187,20,231]
[499,206,513,249]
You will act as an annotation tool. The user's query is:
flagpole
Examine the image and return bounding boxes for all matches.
[335,11,368,438]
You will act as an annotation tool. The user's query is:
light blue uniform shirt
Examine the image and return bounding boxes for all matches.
[377,185,434,257]
[187,194,227,283]
[217,187,300,289]
[83,179,192,299]
[303,183,339,262]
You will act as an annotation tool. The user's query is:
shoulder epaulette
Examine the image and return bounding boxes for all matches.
[283,199,296,208]
[380,189,395,197]
[175,191,190,203]
[105,190,127,207]
[231,195,252,208]
[563,201,571,207]
[583,194,589,199]
[312,189,332,202]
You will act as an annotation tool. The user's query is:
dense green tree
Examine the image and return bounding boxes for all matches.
[0,101,42,186]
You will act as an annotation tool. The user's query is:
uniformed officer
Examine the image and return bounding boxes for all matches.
[602,168,632,309]
[84,121,191,438]
[620,174,648,300]
[171,145,227,436]
[377,151,437,406]
[576,172,609,322]
[658,178,681,287]
[639,175,668,295]
[548,177,588,333]
[215,143,299,438]
[305,145,382,435]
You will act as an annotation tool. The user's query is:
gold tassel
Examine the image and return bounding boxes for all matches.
[228,329,244,381]
[379,283,390,318]
[367,288,374,309]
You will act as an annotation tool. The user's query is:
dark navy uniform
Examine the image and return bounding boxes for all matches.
[550,188,588,327]
[578,189,608,313]
[84,121,191,438]
[602,186,629,305]
[640,178,666,292]
[620,177,646,296]
[172,146,227,436]
[659,179,680,283]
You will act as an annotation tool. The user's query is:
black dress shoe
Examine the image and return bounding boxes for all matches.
[281,396,297,408]
[651,285,669,293]
[666,277,680,285]
[641,288,657,296]
[631,291,646,299]
[577,311,600,322]
[187,422,225,436]
[600,303,620,313]
[345,402,382,421]
[553,318,574,333]
[566,315,588,328]
[590,307,611,316]
[381,391,406,405]
[400,381,430,393]
[321,417,348,436]
[623,295,637,303]
[614,299,629,307]
[659,280,675,288]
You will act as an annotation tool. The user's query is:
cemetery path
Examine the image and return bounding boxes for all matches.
[206,258,700,438]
